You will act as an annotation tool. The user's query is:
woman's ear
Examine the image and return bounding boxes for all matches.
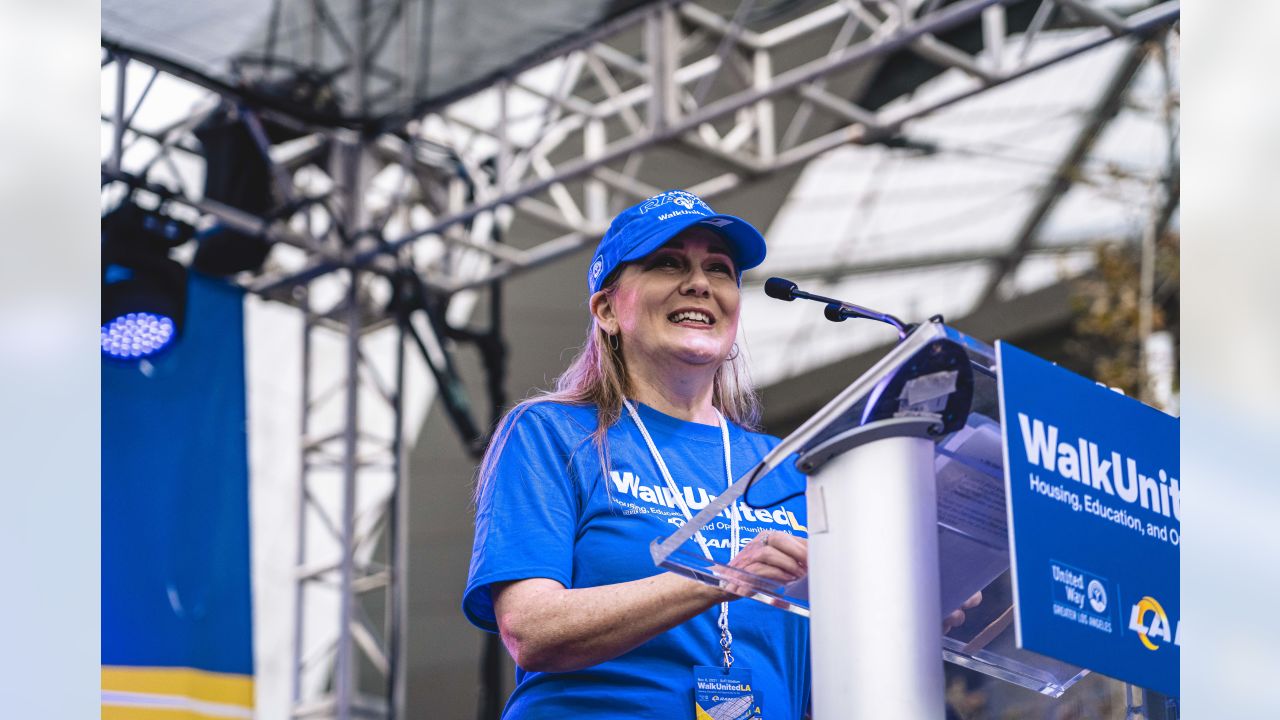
[589,289,619,336]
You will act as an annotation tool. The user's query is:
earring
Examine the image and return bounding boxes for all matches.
[608,334,620,352]
[726,343,739,361]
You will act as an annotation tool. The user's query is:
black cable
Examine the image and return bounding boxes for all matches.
[741,466,804,510]
[387,266,486,454]
[743,483,805,510]
[399,304,484,449]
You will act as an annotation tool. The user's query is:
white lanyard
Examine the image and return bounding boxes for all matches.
[623,399,740,669]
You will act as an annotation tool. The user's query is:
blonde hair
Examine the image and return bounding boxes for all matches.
[473,282,761,503]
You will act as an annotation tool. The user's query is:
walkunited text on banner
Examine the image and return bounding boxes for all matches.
[1018,414,1180,546]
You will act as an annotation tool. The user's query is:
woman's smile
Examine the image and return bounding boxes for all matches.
[667,307,716,328]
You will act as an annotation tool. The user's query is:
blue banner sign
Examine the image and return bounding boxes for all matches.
[996,342,1179,696]
[103,275,254,718]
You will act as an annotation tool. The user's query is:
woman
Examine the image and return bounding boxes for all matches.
[463,190,811,719]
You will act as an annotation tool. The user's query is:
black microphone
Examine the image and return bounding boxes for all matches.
[764,277,798,301]
[764,277,856,309]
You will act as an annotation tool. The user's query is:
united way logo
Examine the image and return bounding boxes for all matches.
[1087,579,1107,613]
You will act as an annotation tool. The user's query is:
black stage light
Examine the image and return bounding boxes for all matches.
[192,107,275,276]
[101,203,193,360]
[191,101,311,276]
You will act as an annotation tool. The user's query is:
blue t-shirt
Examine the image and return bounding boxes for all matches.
[464,401,810,719]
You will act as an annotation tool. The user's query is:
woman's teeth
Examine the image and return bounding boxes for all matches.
[669,311,712,325]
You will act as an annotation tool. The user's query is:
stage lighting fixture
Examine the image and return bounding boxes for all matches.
[101,203,191,360]
[191,101,310,276]
[101,312,177,360]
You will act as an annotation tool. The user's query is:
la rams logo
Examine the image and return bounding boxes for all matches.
[589,255,605,286]
[1128,596,1180,651]
[638,190,712,215]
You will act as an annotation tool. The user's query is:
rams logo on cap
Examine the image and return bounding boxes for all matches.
[638,190,712,215]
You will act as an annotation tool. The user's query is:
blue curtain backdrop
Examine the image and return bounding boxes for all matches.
[102,274,254,715]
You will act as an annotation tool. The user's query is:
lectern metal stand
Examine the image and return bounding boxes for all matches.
[799,417,944,719]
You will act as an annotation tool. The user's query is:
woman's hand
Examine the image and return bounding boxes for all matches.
[943,591,984,633]
[717,530,808,600]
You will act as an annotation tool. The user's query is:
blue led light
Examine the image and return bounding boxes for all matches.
[100,312,176,359]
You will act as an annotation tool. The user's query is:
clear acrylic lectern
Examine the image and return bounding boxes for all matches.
[650,319,1089,717]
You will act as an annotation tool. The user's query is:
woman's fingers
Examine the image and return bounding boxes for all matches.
[747,550,805,581]
[729,532,808,584]
[739,561,801,584]
[943,608,967,633]
[942,591,984,633]
[714,532,810,599]
[763,531,808,569]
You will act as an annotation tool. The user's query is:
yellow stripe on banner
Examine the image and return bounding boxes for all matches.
[102,705,238,720]
[102,666,254,707]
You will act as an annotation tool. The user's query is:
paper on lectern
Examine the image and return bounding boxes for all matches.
[934,415,1010,617]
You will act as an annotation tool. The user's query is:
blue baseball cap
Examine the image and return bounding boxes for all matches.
[586,189,767,295]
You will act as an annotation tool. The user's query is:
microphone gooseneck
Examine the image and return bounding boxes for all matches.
[763,276,912,339]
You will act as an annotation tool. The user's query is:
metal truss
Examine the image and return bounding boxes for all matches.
[102,0,1181,311]
[100,2,1179,720]
[977,28,1170,305]
[757,24,1179,298]
[293,266,410,720]
[242,0,1180,297]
